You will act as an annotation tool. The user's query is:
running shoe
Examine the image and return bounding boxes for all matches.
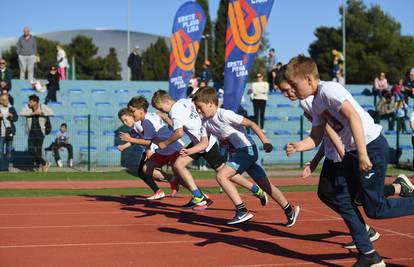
[352,251,385,267]
[146,190,166,200]
[394,174,414,197]
[170,178,180,197]
[343,227,380,249]
[286,206,300,227]
[181,195,207,210]
[227,210,254,225]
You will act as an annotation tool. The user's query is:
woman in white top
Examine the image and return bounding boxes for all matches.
[251,72,269,130]
[373,72,388,106]
[56,45,68,80]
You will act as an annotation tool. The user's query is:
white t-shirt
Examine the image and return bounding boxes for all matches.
[133,113,183,155]
[200,108,255,150]
[300,95,342,162]
[410,111,414,136]
[169,98,216,152]
[312,81,382,152]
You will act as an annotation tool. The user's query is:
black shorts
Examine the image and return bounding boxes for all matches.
[187,142,225,170]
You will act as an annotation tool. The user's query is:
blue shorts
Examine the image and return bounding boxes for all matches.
[226,145,266,181]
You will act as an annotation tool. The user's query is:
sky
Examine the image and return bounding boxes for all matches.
[1,0,413,63]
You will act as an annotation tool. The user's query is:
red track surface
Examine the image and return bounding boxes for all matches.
[0,192,413,267]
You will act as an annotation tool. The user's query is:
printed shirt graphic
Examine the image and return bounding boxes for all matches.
[169,98,217,152]
[200,108,255,150]
[311,81,382,152]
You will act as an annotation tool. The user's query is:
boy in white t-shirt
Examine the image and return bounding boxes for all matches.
[187,88,300,226]
[284,55,414,267]
[119,97,182,200]
[117,108,177,199]
[151,90,268,216]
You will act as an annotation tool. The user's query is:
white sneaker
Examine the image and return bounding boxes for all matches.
[200,165,208,171]
[69,159,73,167]
[57,160,63,168]
[146,190,165,200]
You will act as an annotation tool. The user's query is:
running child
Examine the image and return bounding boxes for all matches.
[151,90,268,214]
[187,88,300,226]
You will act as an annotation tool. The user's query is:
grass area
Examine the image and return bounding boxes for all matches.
[0,170,217,182]
[0,185,317,198]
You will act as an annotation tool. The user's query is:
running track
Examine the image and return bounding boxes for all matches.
[0,193,413,266]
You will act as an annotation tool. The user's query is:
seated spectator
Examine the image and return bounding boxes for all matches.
[0,59,13,91]
[0,93,18,171]
[1,88,14,106]
[373,72,389,106]
[391,78,404,99]
[376,93,395,130]
[45,66,60,104]
[395,95,408,133]
[47,123,73,167]
[404,68,414,104]
[332,70,345,86]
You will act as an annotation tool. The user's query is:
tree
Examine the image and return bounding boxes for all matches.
[95,48,122,80]
[67,35,101,80]
[141,38,169,81]
[195,0,213,78]
[309,0,414,83]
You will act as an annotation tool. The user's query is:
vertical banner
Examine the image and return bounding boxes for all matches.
[224,0,274,111]
[169,1,206,100]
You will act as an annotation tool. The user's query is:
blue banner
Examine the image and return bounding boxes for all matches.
[169,1,206,100]
[223,0,274,111]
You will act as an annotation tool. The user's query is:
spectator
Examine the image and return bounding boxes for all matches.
[332,48,344,71]
[1,89,14,106]
[391,78,404,99]
[20,94,53,171]
[0,93,18,171]
[404,68,414,104]
[266,48,276,86]
[410,106,414,167]
[56,45,68,80]
[0,59,13,90]
[332,57,340,78]
[395,95,407,133]
[45,66,60,104]
[270,63,282,92]
[16,27,37,81]
[200,60,212,84]
[332,70,345,86]
[373,72,389,106]
[251,72,269,131]
[50,123,73,167]
[376,93,395,130]
[189,74,199,89]
[127,46,142,81]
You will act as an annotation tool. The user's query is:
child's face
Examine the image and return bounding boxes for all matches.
[194,101,216,118]
[154,101,171,113]
[278,81,297,101]
[288,75,315,100]
[120,114,135,127]
[60,126,66,132]
[128,106,146,121]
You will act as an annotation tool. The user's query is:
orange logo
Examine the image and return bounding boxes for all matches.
[228,0,267,54]
[171,29,199,72]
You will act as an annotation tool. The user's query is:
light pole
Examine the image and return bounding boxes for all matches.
[127,0,131,81]
[202,34,210,61]
[342,0,346,84]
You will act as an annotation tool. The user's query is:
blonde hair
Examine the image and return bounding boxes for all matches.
[286,55,319,80]
[151,89,173,107]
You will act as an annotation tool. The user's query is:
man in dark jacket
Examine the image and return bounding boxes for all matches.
[0,59,13,90]
[127,46,142,81]
[0,93,18,171]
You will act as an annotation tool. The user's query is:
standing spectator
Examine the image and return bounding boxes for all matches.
[376,93,395,130]
[331,49,344,71]
[395,95,407,133]
[1,89,14,106]
[0,94,18,171]
[50,123,73,167]
[373,72,388,106]
[251,72,269,131]
[45,66,60,104]
[332,70,345,86]
[16,27,37,81]
[127,46,142,81]
[56,45,68,80]
[200,60,212,84]
[0,59,13,90]
[266,48,276,86]
[404,68,414,104]
[20,94,53,171]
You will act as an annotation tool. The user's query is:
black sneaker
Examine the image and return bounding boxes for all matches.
[352,251,385,267]
[343,227,381,249]
[227,210,254,225]
[394,174,414,197]
[286,206,300,227]
[181,196,207,209]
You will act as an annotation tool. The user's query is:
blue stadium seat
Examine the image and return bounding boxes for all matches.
[71,101,87,108]
[20,88,34,92]
[266,103,272,108]
[351,92,362,96]
[50,130,60,135]
[137,89,152,94]
[119,102,128,107]
[74,115,88,121]
[277,103,293,108]
[274,130,292,135]
[51,115,64,121]
[99,115,114,121]
[361,104,374,109]
[114,89,129,94]
[268,91,282,95]
[265,116,279,121]
[48,101,63,107]
[103,130,116,136]
[106,146,118,152]
[95,102,111,107]
[400,145,412,151]
[92,89,106,94]
[78,130,95,135]
[288,116,300,121]
[69,89,83,94]
[385,130,397,135]
[80,146,97,152]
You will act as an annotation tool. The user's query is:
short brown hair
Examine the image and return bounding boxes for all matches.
[192,87,218,106]
[127,96,149,111]
[286,55,319,80]
[151,89,172,108]
[118,108,134,120]
[274,64,288,86]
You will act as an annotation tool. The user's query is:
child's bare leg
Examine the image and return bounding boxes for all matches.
[216,164,243,205]
[173,156,199,191]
